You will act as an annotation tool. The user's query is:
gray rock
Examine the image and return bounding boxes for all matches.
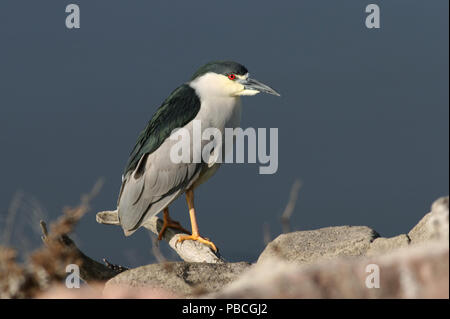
[408,213,433,243]
[258,226,379,264]
[104,261,251,297]
[430,196,449,240]
[409,196,449,244]
[208,241,449,299]
[366,234,410,256]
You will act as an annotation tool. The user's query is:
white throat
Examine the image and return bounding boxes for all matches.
[189,73,242,133]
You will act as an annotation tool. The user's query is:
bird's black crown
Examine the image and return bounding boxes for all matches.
[190,60,248,80]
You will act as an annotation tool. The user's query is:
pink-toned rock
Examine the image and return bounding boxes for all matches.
[37,284,179,299]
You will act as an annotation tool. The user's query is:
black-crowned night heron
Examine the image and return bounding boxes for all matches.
[117,61,280,251]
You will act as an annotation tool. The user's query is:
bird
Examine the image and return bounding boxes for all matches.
[117,60,280,252]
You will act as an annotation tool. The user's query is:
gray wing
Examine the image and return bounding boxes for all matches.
[118,145,204,235]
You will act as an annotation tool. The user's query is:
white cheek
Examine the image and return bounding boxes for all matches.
[190,72,243,98]
[227,81,245,96]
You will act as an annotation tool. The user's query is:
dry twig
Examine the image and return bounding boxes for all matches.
[280,179,302,233]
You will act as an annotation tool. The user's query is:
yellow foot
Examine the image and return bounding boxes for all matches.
[176,234,217,252]
[158,219,190,240]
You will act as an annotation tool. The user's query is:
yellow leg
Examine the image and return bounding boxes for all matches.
[158,207,190,240]
[176,189,217,252]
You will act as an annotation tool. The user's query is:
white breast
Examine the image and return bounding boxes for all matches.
[195,96,242,132]
[188,97,241,189]
[186,73,243,187]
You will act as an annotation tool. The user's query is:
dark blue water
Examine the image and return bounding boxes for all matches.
[0,0,448,267]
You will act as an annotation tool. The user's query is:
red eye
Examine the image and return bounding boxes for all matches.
[228,73,236,80]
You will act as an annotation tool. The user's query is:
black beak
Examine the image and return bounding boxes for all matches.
[239,77,281,96]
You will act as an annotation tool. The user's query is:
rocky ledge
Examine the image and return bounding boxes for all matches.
[33,196,448,299]
[98,196,449,298]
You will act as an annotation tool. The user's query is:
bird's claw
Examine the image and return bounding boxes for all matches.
[176,234,218,252]
[158,217,190,240]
